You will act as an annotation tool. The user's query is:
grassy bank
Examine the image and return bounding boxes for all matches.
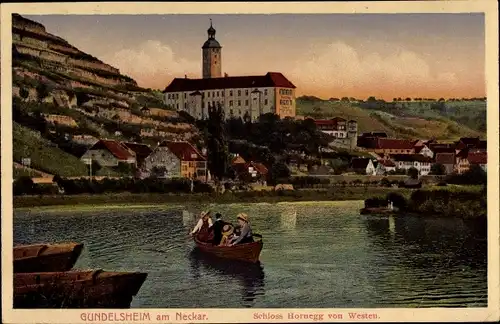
[365,185,486,220]
[14,187,413,209]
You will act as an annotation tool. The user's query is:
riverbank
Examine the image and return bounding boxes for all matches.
[14,187,413,209]
[362,185,486,220]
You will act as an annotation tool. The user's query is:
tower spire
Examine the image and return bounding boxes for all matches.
[207,18,216,39]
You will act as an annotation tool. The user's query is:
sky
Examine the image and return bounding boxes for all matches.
[25,14,485,100]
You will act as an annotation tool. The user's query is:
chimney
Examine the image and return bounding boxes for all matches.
[185,74,187,79]
[224,73,228,77]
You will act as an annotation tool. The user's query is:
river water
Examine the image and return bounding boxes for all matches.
[13,201,487,308]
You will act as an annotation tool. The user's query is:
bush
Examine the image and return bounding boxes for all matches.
[364,197,387,208]
[380,177,391,187]
[13,176,35,196]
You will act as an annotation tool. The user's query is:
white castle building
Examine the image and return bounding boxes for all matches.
[162,21,297,121]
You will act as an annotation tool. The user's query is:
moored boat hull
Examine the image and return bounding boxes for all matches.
[14,242,84,273]
[14,270,148,308]
[193,234,263,263]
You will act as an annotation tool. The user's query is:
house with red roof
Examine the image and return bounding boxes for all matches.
[467,152,487,172]
[162,72,296,122]
[366,138,416,157]
[80,139,136,167]
[434,153,456,174]
[121,142,152,166]
[232,161,269,183]
[388,154,433,175]
[141,141,207,180]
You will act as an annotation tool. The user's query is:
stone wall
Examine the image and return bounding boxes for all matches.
[67,58,119,75]
[44,114,78,127]
[22,36,48,49]
[48,43,80,55]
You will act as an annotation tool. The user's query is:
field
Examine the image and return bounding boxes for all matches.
[13,122,114,177]
[296,98,486,140]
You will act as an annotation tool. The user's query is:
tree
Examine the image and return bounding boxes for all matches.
[19,87,29,100]
[407,167,419,179]
[267,161,291,185]
[206,102,229,185]
[430,163,446,175]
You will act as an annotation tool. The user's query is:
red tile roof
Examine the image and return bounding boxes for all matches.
[231,155,246,164]
[389,154,433,163]
[251,162,269,175]
[162,72,296,93]
[159,141,206,161]
[435,153,455,165]
[468,152,487,165]
[122,142,152,162]
[376,138,415,150]
[91,139,135,161]
[331,117,347,123]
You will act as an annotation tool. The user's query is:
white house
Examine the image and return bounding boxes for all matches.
[80,139,136,167]
[388,154,433,176]
[350,158,376,175]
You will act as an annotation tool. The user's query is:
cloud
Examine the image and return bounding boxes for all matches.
[100,40,200,89]
[289,41,461,98]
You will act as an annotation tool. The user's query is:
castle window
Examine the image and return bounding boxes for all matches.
[245,100,249,106]
[176,94,179,99]
[238,100,241,106]
[176,103,179,109]
[264,89,268,96]
[245,90,249,96]
[184,103,187,109]
[238,90,241,96]
[229,90,233,96]
[217,91,219,97]
[184,93,186,98]
[208,92,211,98]
[230,109,234,115]
[168,94,171,99]
[222,92,225,97]
[229,100,233,107]
[202,102,205,108]
[265,99,268,105]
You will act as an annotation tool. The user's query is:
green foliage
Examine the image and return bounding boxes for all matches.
[407,167,419,179]
[205,102,229,181]
[446,165,487,185]
[430,163,446,175]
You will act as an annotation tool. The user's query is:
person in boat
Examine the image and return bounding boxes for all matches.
[219,224,235,246]
[191,211,213,241]
[229,213,253,245]
[209,213,226,245]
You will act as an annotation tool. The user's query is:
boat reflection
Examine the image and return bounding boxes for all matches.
[188,249,265,307]
[182,210,195,228]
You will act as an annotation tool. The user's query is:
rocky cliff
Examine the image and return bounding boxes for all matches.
[11,14,201,177]
[12,14,199,145]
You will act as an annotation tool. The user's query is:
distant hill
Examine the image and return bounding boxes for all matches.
[11,14,202,177]
[296,97,486,140]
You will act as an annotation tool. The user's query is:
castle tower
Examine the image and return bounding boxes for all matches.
[202,19,222,79]
[347,120,358,150]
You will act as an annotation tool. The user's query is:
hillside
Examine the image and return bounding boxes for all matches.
[11,14,202,177]
[296,97,486,140]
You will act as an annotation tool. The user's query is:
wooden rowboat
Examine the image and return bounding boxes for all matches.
[14,242,84,273]
[193,234,263,263]
[14,270,148,308]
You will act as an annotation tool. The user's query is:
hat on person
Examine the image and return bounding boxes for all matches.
[222,224,234,236]
[237,213,249,223]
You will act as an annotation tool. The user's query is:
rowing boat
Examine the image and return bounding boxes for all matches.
[14,270,148,308]
[14,242,84,273]
[193,234,263,263]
